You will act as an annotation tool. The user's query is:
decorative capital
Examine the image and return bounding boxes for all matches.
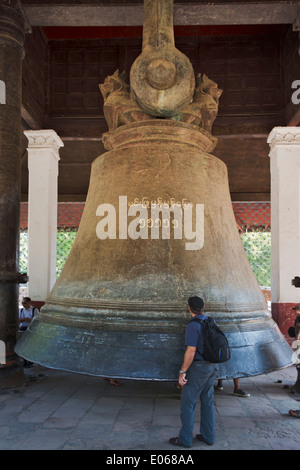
[24,129,64,156]
[268,127,300,153]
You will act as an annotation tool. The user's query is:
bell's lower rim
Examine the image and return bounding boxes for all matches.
[41,297,271,318]
[44,295,268,313]
[32,312,275,334]
[15,315,294,381]
[37,299,272,332]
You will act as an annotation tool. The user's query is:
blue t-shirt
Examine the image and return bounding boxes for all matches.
[185,313,208,361]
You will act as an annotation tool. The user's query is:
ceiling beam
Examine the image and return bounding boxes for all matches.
[22,2,300,27]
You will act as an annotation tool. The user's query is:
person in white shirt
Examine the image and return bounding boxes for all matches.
[18,297,39,367]
[19,297,39,332]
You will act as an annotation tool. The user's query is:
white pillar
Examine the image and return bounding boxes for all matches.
[268,127,300,336]
[24,130,64,302]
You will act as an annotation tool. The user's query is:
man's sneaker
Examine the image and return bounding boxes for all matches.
[233,388,250,397]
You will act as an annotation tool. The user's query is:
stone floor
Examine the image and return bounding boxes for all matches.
[0,364,300,451]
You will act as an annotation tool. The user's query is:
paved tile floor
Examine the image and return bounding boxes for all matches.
[0,364,300,451]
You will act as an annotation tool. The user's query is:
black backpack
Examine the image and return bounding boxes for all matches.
[190,316,231,363]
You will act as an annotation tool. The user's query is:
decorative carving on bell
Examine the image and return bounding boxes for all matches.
[15,0,293,380]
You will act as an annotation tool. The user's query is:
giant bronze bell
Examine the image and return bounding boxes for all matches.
[15,0,293,380]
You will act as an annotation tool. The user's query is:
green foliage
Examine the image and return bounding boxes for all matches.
[19,229,78,278]
[56,230,77,277]
[241,231,271,287]
[19,231,28,274]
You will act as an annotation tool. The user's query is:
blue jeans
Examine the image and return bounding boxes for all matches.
[179,361,218,447]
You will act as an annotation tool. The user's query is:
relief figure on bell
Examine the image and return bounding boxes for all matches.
[99,69,222,140]
[99,70,151,131]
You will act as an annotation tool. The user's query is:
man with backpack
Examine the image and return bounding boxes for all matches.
[19,296,38,332]
[169,296,223,448]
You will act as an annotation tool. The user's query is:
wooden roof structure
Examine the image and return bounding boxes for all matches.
[20,0,300,202]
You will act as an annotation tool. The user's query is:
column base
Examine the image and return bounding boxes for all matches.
[271,302,298,345]
[0,358,25,388]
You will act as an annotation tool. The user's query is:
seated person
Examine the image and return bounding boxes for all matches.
[19,296,39,332]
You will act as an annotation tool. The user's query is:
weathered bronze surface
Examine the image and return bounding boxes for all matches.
[15,0,293,380]
[15,117,293,379]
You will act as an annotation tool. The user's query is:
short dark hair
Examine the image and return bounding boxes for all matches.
[188,296,204,314]
[22,297,31,302]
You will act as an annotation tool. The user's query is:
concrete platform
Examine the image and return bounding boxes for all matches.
[0,364,300,451]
